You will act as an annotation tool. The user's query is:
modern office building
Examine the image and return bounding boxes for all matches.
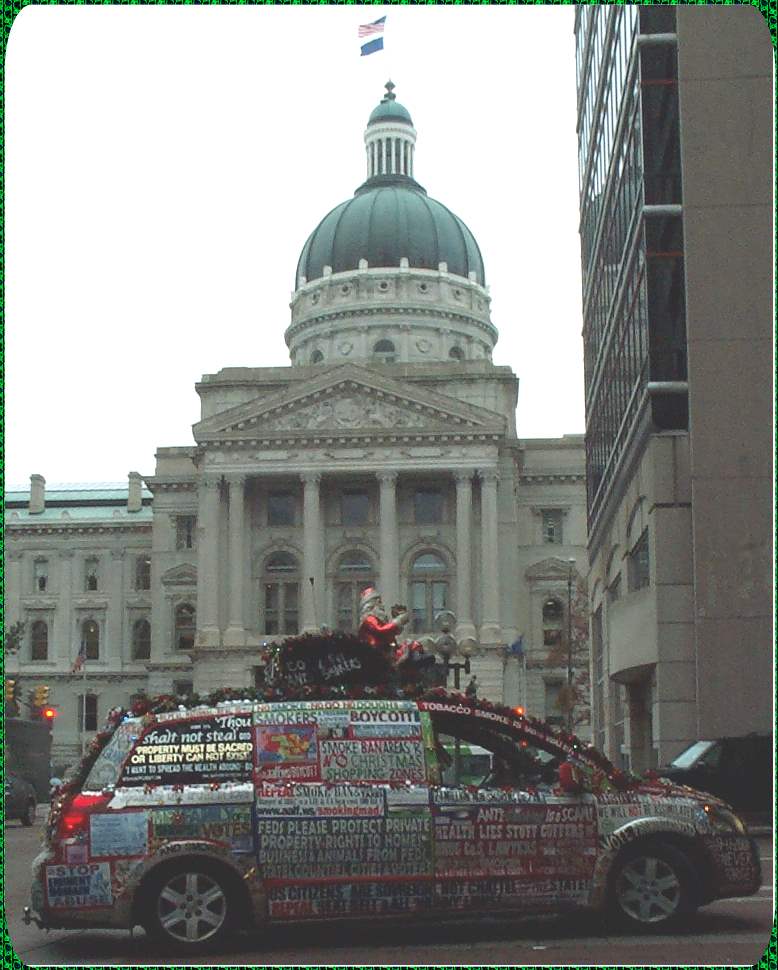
[575,5,773,771]
[5,84,589,767]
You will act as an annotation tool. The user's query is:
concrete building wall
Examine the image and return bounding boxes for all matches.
[676,5,774,739]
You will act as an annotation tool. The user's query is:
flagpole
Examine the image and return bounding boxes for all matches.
[81,642,87,757]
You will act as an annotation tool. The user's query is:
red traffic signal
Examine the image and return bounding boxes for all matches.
[42,707,58,720]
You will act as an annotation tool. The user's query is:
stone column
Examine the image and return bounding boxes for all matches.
[58,550,74,666]
[478,468,502,643]
[196,475,221,646]
[454,470,476,641]
[378,471,399,607]
[224,474,247,647]
[108,549,125,667]
[301,472,323,632]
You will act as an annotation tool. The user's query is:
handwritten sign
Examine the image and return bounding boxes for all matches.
[90,811,148,858]
[267,878,434,919]
[150,804,253,851]
[46,863,113,908]
[320,738,425,783]
[256,814,433,880]
[256,782,385,817]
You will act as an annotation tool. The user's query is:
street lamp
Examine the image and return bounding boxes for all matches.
[566,557,576,732]
[430,610,477,784]
[431,610,474,691]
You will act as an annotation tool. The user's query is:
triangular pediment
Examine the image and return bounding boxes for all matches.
[161,564,197,586]
[194,364,505,441]
[525,557,578,582]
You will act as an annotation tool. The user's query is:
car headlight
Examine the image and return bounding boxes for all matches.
[703,803,746,834]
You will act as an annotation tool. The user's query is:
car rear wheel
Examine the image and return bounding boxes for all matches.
[609,841,698,931]
[143,863,234,951]
[20,800,36,826]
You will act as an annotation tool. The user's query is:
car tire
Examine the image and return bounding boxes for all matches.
[608,840,699,932]
[142,862,236,952]
[20,801,37,826]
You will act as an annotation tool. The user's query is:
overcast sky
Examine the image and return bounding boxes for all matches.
[5,5,585,489]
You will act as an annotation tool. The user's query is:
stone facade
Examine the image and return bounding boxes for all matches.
[4,86,589,770]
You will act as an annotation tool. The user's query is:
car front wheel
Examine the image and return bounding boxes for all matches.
[143,864,234,951]
[609,841,698,931]
[21,801,36,826]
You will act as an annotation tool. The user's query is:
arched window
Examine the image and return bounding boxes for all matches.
[263,553,299,635]
[372,339,396,364]
[174,604,196,651]
[449,345,464,361]
[311,350,324,364]
[409,552,448,634]
[132,619,151,661]
[31,620,48,661]
[542,598,564,647]
[135,556,151,591]
[82,619,100,660]
[335,551,375,632]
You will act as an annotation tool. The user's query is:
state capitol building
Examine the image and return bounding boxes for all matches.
[5,85,589,767]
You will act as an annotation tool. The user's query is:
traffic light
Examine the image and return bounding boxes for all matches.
[5,679,17,704]
[32,685,50,708]
[41,706,58,729]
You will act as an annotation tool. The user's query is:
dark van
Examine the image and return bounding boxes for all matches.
[659,734,772,817]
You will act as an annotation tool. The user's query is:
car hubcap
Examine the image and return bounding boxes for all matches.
[617,855,682,923]
[157,871,227,942]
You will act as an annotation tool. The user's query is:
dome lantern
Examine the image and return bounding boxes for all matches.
[364,80,417,180]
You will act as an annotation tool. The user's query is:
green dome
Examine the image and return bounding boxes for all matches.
[368,98,413,127]
[296,180,485,287]
[367,79,414,128]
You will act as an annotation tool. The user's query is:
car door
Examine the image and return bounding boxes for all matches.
[423,704,598,915]
[253,699,437,920]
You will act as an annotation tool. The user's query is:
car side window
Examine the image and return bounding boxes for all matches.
[429,716,559,790]
[116,713,254,787]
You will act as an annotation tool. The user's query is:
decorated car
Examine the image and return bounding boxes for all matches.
[25,632,760,953]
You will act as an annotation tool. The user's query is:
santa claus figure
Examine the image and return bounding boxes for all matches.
[358,587,433,670]
[357,587,409,655]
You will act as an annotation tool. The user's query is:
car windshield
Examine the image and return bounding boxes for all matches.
[670,739,715,769]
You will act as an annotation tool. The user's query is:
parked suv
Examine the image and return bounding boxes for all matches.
[26,687,760,953]
[659,734,772,816]
[5,771,37,826]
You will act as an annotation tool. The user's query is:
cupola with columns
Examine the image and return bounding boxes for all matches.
[287,82,497,369]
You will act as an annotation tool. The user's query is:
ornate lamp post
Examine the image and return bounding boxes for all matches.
[428,610,477,783]
[431,610,475,690]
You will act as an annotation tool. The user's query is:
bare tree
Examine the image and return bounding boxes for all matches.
[4,620,26,656]
[544,579,591,729]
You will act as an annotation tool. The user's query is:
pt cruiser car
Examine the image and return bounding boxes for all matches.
[27,685,760,953]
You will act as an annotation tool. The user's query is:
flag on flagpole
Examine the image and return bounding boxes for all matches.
[508,635,524,658]
[359,16,385,56]
[71,640,87,674]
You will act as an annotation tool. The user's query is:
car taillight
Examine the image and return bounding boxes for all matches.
[57,793,111,839]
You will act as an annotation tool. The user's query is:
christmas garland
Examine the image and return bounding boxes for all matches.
[46,643,641,842]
